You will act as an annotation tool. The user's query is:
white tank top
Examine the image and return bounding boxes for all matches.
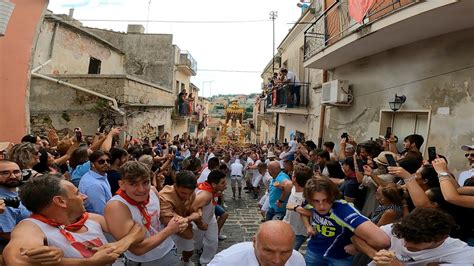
[25,217,108,259]
[196,189,217,225]
[110,191,174,262]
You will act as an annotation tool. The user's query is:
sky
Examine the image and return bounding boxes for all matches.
[46,0,306,97]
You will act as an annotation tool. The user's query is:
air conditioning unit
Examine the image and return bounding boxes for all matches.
[321,80,350,105]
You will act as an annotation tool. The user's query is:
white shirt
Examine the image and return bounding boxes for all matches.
[230,160,244,177]
[283,187,307,236]
[457,168,474,186]
[197,167,211,183]
[288,140,297,153]
[368,224,474,265]
[285,70,300,84]
[207,152,215,162]
[209,242,305,266]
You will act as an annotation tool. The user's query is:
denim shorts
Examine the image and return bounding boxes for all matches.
[215,204,226,217]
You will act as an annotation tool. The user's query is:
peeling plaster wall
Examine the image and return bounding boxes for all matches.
[30,76,173,137]
[33,20,125,75]
[85,28,174,91]
[324,27,474,174]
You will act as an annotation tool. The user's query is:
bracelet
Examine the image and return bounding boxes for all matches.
[404,175,417,183]
[439,176,451,182]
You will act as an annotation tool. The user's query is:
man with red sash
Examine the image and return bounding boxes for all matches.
[3,174,145,265]
[192,169,227,265]
[105,161,188,265]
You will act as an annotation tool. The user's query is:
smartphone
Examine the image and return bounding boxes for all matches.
[356,159,365,172]
[385,127,392,139]
[74,128,82,142]
[428,146,437,163]
[385,153,397,166]
[341,132,349,141]
[98,125,105,133]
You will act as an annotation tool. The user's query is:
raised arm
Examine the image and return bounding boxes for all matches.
[433,158,474,208]
[100,127,121,152]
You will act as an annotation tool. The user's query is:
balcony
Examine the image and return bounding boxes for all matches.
[177,51,197,76]
[304,0,474,69]
[266,83,310,115]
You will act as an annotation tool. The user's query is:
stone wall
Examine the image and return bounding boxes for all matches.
[324,27,474,174]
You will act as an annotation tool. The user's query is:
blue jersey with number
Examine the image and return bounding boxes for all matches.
[306,200,368,259]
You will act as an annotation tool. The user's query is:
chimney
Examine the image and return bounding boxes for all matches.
[127,24,145,34]
[68,8,74,19]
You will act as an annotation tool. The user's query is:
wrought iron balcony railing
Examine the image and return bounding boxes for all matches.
[266,82,311,109]
[304,0,418,61]
[179,51,197,75]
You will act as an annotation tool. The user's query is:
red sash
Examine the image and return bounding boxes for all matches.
[116,188,151,229]
[197,182,218,205]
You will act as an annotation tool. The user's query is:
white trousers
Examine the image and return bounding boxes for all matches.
[193,221,218,264]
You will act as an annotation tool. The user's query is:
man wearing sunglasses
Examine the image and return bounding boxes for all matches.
[79,150,112,215]
[458,144,474,187]
[0,160,31,252]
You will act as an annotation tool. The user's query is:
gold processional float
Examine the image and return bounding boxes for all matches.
[219,99,247,145]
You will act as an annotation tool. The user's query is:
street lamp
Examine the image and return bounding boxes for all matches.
[389,94,406,112]
[269,11,278,73]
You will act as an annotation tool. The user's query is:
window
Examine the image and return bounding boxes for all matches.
[88,57,101,74]
[279,126,285,142]
[379,110,431,154]
[181,83,185,92]
[157,125,164,137]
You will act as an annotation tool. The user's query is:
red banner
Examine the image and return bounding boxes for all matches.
[349,0,376,23]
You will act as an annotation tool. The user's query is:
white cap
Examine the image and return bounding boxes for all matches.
[461,145,474,151]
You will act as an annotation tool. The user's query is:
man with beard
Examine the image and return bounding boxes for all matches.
[79,150,112,215]
[3,174,145,265]
[0,160,30,252]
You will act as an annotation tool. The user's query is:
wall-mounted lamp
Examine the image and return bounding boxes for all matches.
[389,94,406,112]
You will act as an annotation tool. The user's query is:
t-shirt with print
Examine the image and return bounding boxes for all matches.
[306,199,368,259]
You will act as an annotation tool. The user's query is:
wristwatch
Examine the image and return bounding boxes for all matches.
[293,205,299,212]
[438,172,450,178]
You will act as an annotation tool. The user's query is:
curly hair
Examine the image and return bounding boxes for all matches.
[392,208,454,243]
[9,142,37,169]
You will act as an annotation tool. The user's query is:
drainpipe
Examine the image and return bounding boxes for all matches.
[317,70,328,148]
[31,63,125,116]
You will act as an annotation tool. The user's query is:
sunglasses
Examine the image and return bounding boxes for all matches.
[97,159,111,165]
[465,153,474,158]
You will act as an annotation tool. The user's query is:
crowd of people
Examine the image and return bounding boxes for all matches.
[0,125,473,265]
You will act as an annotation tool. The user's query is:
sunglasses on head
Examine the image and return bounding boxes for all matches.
[465,153,474,158]
[97,159,111,165]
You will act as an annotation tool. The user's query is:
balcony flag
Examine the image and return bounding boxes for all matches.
[348,0,375,23]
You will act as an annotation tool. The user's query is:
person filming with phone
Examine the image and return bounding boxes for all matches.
[0,160,31,252]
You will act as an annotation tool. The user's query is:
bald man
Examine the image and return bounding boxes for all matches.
[266,161,292,221]
[209,221,305,266]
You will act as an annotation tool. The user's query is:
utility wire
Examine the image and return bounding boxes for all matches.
[74,18,270,24]
[197,69,261,73]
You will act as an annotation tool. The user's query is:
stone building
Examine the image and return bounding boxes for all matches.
[30,11,200,139]
[257,0,474,174]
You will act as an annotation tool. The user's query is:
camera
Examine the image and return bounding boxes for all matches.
[341,132,349,141]
[1,197,21,208]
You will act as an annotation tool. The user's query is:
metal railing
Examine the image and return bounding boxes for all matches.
[266,82,311,109]
[179,51,197,74]
[304,0,419,61]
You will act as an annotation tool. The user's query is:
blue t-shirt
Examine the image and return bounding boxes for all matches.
[0,188,31,236]
[306,200,369,259]
[268,171,291,212]
[78,170,112,215]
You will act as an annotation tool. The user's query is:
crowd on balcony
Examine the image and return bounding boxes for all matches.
[0,121,473,265]
[256,67,305,110]
[177,89,196,116]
